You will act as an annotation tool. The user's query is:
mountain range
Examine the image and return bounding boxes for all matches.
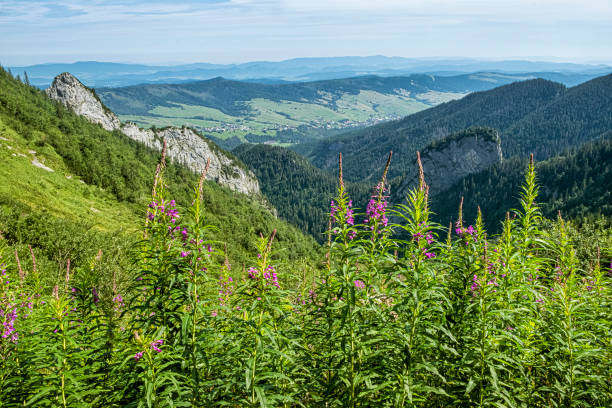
[9,56,610,88]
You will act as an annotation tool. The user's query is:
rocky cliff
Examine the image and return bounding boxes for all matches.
[46,73,121,131]
[46,72,260,196]
[392,127,503,200]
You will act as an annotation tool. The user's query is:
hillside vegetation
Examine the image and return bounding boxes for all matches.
[305,75,612,182]
[0,66,320,267]
[234,144,373,241]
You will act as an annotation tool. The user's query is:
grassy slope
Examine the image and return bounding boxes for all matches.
[0,117,140,232]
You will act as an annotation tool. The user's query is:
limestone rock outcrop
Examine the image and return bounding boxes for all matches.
[46,72,260,196]
[393,127,503,200]
[46,73,121,131]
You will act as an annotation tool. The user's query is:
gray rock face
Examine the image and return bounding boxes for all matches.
[46,73,121,131]
[394,128,503,199]
[46,72,260,196]
[155,127,260,195]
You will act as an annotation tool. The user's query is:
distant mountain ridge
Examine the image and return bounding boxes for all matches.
[9,56,610,88]
[96,73,537,117]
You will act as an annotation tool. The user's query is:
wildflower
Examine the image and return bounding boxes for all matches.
[113,294,124,312]
[330,200,338,217]
[150,339,163,353]
[134,351,144,361]
[180,251,190,257]
[354,280,365,290]
[365,193,388,228]
[424,252,436,259]
[425,232,434,244]
[470,275,479,294]
[346,201,355,225]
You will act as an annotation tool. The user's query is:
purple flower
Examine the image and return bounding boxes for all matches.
[354,280,365,290]
[365,195,388,228]
[150,339,163,353]
[470,275,479,294]
[330,200,338,217]
[134,351,144,361]
[180,251,190,257]
[424,252,435,259]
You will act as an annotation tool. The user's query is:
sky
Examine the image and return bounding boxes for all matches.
[1,0,611,66]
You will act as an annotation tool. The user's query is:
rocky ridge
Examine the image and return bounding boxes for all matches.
[46,73,121,131]
[392,127,503,200]
[46,72,260,196]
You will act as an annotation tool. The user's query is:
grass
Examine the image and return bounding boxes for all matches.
[0,117,140,233]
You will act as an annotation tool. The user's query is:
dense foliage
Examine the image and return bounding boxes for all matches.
[0,154,609,407]
[432,138,612,232]
[305,74,612,181]
[234,144,371,241]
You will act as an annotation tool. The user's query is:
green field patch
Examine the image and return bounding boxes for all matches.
[246,98,347,125]
[415,90,469,105]
[149,103,240,122]
[0,118,140,232]
[335,90,429,119]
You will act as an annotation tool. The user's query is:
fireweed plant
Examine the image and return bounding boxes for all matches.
[0,147,610,407]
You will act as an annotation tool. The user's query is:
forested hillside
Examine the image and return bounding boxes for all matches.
[431,138,612,231]
[0,66,320,266]
[234,144,372,241]
[305,74,612,182]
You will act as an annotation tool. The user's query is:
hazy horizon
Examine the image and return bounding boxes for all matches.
[6,55,612,69]
[1,1,611,67]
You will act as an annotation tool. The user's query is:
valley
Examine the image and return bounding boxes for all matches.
[94,72,589,148]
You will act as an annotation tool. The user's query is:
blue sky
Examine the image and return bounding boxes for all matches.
[1,0,611,66]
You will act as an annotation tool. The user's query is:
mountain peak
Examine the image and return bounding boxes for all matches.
[46,72,121,131]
